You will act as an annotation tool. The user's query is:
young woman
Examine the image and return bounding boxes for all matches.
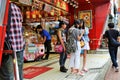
[69,19,84,75]
[79,19,90,72]
[57,21,68,72]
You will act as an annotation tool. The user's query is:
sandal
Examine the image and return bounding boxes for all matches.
[71,70,77,74]
[82,68,88,72]
[77,71,84,76]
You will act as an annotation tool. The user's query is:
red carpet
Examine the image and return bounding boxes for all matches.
[23,66,53,79]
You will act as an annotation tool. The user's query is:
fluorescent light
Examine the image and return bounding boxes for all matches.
[64,0,67,1]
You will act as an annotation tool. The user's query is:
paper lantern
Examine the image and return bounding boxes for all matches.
[26,11,31,19]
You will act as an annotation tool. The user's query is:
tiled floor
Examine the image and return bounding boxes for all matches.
[23,52,110,80]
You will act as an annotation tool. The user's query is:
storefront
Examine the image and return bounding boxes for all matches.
[69,0,111,50]
[2,0,112,63]
[10,0,77,61]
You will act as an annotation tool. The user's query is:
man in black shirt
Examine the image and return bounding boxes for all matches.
[104,23,120,72]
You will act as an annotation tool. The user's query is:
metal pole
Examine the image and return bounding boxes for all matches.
[13,51,20,80]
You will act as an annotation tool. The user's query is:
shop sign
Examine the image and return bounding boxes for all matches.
[33,0,44,10]
[19,0,32,5]
[78,10,92,29]
[45,17,55,22]
[43,0,69,11]
[43,4,52,13]
[44,0,51,3]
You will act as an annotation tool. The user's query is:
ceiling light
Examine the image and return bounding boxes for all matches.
[64,0,67,1]
[75,6,78,8]
[73,4,76,7]
[88,1,90,3]
[66,0,70,3]
[70,2,73,5]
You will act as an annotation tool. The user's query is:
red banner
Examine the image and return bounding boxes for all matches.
[0,0,9,65]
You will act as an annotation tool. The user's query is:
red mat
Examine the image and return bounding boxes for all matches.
[23,66,53,79]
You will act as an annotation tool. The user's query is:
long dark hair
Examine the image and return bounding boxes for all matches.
[79,19,85,29]
[59,21,67,28]
[74,19,80,28]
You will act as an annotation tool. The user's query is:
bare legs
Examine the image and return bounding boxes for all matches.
[81,50,88,72]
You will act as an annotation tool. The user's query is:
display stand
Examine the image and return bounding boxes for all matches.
[24,43,45,61]
[23,25,45,61]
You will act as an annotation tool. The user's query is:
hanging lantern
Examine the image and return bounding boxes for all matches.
[50,9,55,16]
[26,11,31,19]
[38,11,42,18]
[32,10,37,18]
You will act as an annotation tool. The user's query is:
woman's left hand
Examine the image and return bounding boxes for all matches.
[63,46,66,53]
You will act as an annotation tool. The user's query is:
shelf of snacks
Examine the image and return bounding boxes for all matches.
[23,25,45,61]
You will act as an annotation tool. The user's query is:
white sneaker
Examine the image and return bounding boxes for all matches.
[115,67,119,72]
[116,60,119,63]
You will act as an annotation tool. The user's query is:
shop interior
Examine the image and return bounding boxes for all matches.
[11,0,73,61]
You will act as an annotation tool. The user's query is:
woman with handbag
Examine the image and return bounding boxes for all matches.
[79,19,90,72]
[69,19,84,76]
[56,21,68,72]
[104,23,120,72]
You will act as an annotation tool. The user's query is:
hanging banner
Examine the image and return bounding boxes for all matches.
[43,4,52,13]
[44,0,51,3]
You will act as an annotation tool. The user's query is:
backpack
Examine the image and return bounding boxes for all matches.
[65,28,77,54]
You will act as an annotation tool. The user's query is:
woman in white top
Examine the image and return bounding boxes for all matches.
[69,19,84,76]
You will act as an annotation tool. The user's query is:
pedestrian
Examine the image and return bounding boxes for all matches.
[104,23,120,72]
[69,19,84,75]
[36,25,51,60]
[79,19,90,72]
[57,21,68,72]
[0,2,25,80]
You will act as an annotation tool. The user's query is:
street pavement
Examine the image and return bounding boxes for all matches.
[105,47,120,80]
[23,49,110,80]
